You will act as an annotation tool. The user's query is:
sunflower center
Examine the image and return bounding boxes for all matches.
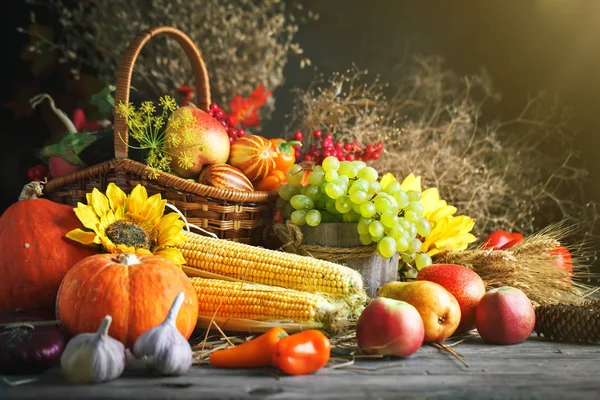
[105,220,152,250]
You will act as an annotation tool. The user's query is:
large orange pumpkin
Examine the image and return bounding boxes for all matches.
[0,187,95,312]
[228,135,277,182]
[56,253,199,349]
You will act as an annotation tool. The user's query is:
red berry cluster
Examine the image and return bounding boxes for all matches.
[27,164,51,181]
[207,102,246,143]
[293,130,383,165]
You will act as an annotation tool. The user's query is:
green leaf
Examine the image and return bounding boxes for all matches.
[89,85,116,117]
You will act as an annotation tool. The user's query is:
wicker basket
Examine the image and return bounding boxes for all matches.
[44,26,278,246]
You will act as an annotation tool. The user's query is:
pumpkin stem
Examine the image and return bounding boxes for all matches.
[165,292,185,324]
[96,315,113,340]
[114,253,142,266]
[18,180,47,201]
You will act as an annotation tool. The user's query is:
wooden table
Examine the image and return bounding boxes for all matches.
[2,335,599,400]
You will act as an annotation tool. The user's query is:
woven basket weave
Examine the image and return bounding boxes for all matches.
[44,26,278,246]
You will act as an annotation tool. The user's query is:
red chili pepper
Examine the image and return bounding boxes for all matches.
[209,327,288,368]
[272,329,331,376]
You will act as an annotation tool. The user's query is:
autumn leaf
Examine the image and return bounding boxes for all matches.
[225,85,271,127]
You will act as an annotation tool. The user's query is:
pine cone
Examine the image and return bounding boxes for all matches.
[534,300,600,343]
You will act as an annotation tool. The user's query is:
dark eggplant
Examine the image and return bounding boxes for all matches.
[0,309,68,374]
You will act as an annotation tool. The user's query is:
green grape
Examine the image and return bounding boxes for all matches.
[326,199,341,215]
[338,161,358,178]
[325,183,344,199]
[370,233,385,243]
[335,195,353,214]
[415,252,433,270]
[290,194,314,210]
[359,234,373,245]
[321,210,340,223]
[357,166,378,182]
[407,190,422,202]
[349,189,369,205]
[386,224,405,239]
[357,218,373,235]
[281,203,294,219]
[404,267,419,279]
[409,238,423,253]
[352,160,367,170]
[286,164,304,186]
[351,202,363,214]
[394,190,410,209]
[416,217,432,237]
[322,156,341,171]
[335,175,350,188]
[349,179,370,193]
[324,170,339,183]
[404,210,419,223]
[359,201,377,218]
[315,194,329,211]
[341,210,360,223]
[406,223,418,240]
[405,201,425,216]
[307,171,325,186]
[380,209,399,228]
[305,209,322,227]
[384,180,402,195]
[290,210,307,225]
[277,184,299,201]
[275,197,288,210]
[397,217,411,230]
[374,196,393,213]
[401,253,415,264]
[395,236,409,252]
[313,165,324,173]
[368,181,382,195]
[302,185,322,202]
[368,220,385,237]
[378,236,397,258]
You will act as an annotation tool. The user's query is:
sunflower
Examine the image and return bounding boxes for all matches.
[65,183,187,265]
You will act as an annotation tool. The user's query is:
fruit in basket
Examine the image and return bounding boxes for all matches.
[164,105,230,178]
[228,135,277,182]
[198,163,254,192]
[377,280,461,342]
[475,286,536,344]
[56,253,198,349]
[356,297,424,357]
[416,264,486,333]
[0,182,95,312]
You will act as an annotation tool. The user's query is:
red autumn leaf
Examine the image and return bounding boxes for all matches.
[226,85,271,127]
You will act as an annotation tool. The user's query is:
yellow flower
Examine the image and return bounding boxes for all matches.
[65,183,187,265]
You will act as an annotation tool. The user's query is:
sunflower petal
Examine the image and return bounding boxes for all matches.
[128,184,148,216]
[89,188,111,218]
[380,173,397,190]
[400,173,422,192]
[106,183,127,211]
[142,194,166,227]
[154,247,186,266]
[65,229,100,245]
[73,204,101,231]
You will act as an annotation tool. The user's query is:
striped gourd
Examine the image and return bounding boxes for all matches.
[177,231,366,303]
[198,163,254,192]
[227,135,276,182]
[189,277,361,334]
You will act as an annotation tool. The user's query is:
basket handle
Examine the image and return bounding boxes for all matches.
[113,26,211,159]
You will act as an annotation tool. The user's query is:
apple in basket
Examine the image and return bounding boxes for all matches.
[164,106,230,178]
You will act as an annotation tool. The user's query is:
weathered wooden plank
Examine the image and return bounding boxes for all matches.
[2,337,599,400]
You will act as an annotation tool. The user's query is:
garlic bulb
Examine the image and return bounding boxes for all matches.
[131,292,192,376]
[60,315,125,384]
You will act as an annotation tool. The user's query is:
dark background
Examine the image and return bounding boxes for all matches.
[2,0,599,229]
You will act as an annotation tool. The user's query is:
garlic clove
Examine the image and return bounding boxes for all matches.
[131,292,193,376]
[60,315,125,384]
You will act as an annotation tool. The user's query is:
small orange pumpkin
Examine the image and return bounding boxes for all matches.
[0,182,95,312]
[56,253,199,349]
[228,135,277,182]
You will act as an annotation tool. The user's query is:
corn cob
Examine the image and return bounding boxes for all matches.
[189,277,360,334]
[178,231,366,301]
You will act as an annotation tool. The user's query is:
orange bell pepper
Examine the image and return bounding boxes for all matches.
[272,329,331,376]
[255,169,286,191]
[209,327,288,368]
[270,138,301,173]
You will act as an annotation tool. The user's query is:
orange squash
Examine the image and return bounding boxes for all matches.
[56,253,198,349]
[228,135,277,182]
[0,183,95,312]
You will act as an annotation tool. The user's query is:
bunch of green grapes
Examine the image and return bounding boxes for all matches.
[276,156,433,268]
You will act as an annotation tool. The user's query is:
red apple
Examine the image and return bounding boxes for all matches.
[164,106,230,178]
[356,297,424,357]
[482,230,524,250]
[550,245,573,282]
[377,281,461,342]
[475,286,535,345]
[416,264,486,333]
